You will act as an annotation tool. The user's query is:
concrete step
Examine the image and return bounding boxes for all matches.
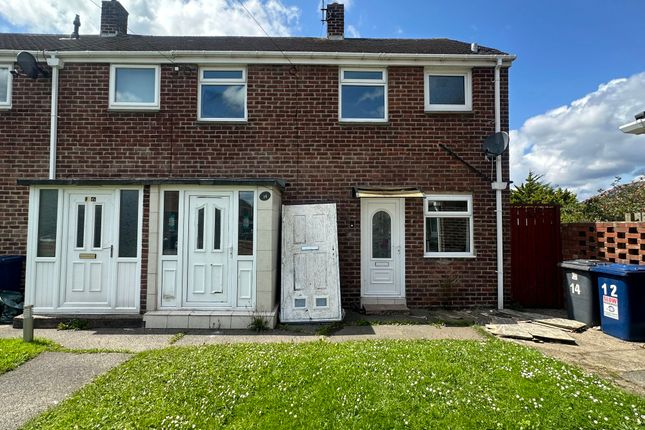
[13,314,143,329]
[362,304,410,315]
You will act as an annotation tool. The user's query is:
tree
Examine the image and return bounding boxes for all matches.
[583,176,645,221]
[511,171,586,222]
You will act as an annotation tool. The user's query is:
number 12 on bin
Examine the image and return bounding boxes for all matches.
[601,283,617,298]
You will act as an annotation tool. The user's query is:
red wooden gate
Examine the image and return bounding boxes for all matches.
[511,206,563,308]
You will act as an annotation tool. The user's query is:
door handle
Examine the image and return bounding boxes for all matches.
[102,244,113,257]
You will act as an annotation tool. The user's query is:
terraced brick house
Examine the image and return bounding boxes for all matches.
[0,1,514,329]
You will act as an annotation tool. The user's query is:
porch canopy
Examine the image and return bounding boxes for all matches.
[352,186,424,198]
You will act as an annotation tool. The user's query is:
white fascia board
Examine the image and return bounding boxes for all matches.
[619,119,645,135]
[0,49,516,67]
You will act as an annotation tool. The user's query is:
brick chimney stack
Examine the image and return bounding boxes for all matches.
[101,0,129,36]
[326,2,344,40]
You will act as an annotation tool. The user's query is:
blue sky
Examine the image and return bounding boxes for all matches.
[0,0,643,196]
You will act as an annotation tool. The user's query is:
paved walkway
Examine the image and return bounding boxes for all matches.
[0,323,483,351]
[0,352,130,430]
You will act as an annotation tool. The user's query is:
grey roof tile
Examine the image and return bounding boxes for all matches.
[0,33,507,55]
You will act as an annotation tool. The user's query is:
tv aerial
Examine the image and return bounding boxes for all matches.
[483,131,510,160]
[14,51,50,79]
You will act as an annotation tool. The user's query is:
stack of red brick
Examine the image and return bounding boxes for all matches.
[561,222,645,265]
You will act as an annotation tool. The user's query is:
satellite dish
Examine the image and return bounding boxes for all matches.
[483,131,510,159]
[17,52,49,79]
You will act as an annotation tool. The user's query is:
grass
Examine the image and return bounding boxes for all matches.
[0,338,57,374]
[24,339,645,429]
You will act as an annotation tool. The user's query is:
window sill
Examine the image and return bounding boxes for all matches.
[108,107,160,113]
[424,108,472,114]
[423,253,477,259]
[339,120,390,126]
[195,120,248,125]
[0,105,12,110]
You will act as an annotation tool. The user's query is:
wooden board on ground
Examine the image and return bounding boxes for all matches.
[497,309,587,331]
[519,322,577,344]
[485,322,577,344]
[485,324,533,340]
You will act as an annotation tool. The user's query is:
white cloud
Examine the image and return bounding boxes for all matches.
[0,0,300,36]
[510,72,645,199]
[346,24,360,38]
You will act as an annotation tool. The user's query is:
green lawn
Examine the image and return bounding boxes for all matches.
[24,339,645,430]
[0,338,53,374]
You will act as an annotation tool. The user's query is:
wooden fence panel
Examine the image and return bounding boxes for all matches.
[511,206,563,308]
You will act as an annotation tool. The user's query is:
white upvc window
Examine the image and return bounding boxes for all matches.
[109,64,160,110]
[424,194,474,258]
[339,68,388,122]
[0,64,12,109]
[198,67,247,122]
[424,68,472,112]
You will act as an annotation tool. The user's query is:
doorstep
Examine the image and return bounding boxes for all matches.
[361,297,409,315]
[143,306,279,330]
[12,314,143,329]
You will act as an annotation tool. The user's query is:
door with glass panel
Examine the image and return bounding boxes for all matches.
[185,195,232,305]
[361,198,404,297]
[62,192,114,306]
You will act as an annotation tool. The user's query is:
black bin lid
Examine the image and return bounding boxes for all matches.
[559,259,604,271]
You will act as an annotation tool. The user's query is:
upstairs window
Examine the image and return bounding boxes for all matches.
[0,65,12,109]
[198,68,247,121]
[424,194,474,258]
[339,68,387,122]
[425,69,472,112]
[109,65,160,110]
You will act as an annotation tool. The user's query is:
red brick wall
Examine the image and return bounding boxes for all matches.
[0,62,510,309]
[562,222,645,265]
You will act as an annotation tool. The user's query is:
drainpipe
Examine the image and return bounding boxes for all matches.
[493,57,507,310]
[46,54,62,179]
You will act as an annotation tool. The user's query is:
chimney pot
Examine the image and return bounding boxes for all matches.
[100,0,129,36]
[326,3,344,40]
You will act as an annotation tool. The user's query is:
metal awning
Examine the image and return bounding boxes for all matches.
[353,186,424,198]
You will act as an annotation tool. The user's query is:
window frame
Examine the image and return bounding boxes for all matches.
[0,64,13,109]
[423,194,474,258]
[197,66,248,122]
[109,64,161,110]
[339,67,388,123]
[424,68,472,112]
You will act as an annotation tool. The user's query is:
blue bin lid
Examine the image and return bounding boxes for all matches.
[590,263,645,277]
[0,255,26,263]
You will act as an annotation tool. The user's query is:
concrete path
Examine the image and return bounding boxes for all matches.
[511,327,645,396]
[0,352,130,430]
[0,324,483,351]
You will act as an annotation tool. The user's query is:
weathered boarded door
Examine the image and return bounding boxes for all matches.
[280,203,342,322]
[511,205,563,308]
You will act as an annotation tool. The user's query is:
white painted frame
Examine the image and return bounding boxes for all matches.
[0,64,12,109]
[197,66,247,122]
[157,186,258,311]
[339,67,388,123]
[423,194,475,258]
[424,68,472,112]
[360,198,406,298]
[25,186,143,313]
[108,64,161,110]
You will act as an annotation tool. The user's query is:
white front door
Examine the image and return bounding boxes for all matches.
[185,194,233,306]
[361,198,405,298]
[62,192,114,307]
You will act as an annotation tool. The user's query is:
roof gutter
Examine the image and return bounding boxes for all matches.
[0,49,516,66]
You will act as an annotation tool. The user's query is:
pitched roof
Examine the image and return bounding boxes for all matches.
[0,33,507,55]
